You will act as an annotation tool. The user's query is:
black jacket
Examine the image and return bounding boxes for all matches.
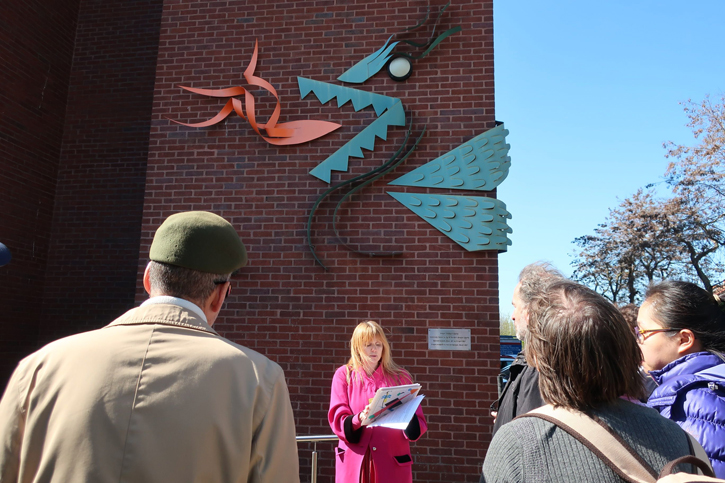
[490,351,544,435]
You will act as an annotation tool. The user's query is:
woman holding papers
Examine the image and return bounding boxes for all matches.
[328,320,427,483]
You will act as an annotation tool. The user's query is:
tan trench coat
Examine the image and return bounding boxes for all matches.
[0,303,300,483]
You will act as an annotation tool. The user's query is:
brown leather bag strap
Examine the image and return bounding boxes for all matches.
[683,433,712,473]
[659,455,716,479]
[523,405,657,483]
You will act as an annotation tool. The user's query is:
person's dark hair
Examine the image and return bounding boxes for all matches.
[525,281,645,410]
[148,261,230,306]
[618,303,639,331]
[644,280,725,358]
[517,261,565,309]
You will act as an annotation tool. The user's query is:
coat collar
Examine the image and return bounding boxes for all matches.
[647,351,725,405]
[141,295,207,322]
[650,351,725,386]
[106,303,219,336]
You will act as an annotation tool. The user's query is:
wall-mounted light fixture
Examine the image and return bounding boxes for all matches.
[387,56,413,82]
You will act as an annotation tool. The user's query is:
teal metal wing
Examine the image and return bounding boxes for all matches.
[298,77,406,183]
[387,192,512,251]
[388,123,511,191]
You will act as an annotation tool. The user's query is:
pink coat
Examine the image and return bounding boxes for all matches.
[328,365,427,483]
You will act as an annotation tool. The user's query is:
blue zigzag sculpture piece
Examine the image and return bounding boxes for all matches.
[389,123,511,191]
[298,77,406,183]
[387,192,512,251]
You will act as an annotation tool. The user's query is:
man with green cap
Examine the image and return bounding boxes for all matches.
[0,211,300,482]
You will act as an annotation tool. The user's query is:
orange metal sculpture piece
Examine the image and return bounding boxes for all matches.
[169,40,341,146]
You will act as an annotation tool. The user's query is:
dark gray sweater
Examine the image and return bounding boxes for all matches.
[481,399,694,483]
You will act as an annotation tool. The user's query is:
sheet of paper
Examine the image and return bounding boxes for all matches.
[367,395,425,429]
[364,383,421,425]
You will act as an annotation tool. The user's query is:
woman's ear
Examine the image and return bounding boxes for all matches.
[676,329,701,355]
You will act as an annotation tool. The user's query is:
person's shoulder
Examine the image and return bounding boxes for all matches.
[604,399,688,437]
[513,363,540,391]
[28,325,108,358]
[677,376,725,422]
[520,363,539,377]
[489,415,545,458]
[483,418,527,481]
[498,414,548,439]
[651,354,725,402]
[617,398,670,420]
[333,364,351,379]
[217,337,282,370]
[7,327,108,383]
[395,368,414,385]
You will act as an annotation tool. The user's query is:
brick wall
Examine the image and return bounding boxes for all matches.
[2,0,501,479]
[0,0,80,383]
[144,1,499,481]
[40,0,165,342]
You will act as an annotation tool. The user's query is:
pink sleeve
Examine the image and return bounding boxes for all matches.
[328,366,354,441]
[351,413,362,430]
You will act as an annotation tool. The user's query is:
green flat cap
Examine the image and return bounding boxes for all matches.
[150,211,247,274]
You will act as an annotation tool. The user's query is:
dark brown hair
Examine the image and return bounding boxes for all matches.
[644,280,725,358]
[525,281,645,410]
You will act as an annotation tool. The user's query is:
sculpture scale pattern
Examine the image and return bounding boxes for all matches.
[386,192,512,252]
[389,123,511,191]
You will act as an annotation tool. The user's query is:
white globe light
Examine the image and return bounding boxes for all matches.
[388,57,412,80]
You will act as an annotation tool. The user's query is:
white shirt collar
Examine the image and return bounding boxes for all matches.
[141,296,207,323]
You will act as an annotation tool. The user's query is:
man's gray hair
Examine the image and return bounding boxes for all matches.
[517,261,565,309]
[148,261,230,306]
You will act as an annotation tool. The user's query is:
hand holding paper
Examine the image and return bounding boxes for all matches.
[362,383,423,429]
[367,395,425,429]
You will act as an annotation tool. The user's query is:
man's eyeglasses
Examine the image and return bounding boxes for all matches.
[634,326,681,344]
[214,280,231,297]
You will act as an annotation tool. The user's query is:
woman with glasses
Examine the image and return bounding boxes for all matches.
[637,280,725,478]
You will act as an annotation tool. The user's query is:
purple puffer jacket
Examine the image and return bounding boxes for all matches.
[647,351,725,478]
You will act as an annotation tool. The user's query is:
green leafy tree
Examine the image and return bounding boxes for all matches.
[499,312,516,337]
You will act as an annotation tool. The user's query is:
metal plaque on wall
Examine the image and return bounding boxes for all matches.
[428,328,471,351]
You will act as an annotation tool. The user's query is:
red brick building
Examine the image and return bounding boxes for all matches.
[1,0,501,480]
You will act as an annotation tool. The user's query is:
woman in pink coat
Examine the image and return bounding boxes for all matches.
[328,320,427,483]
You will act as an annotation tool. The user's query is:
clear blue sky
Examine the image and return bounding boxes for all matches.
[494,0,725,317]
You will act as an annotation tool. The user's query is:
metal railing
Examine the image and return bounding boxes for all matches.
[296,434,338,483]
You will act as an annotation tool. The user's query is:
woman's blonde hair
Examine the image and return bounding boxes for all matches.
[347,320,408,383]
